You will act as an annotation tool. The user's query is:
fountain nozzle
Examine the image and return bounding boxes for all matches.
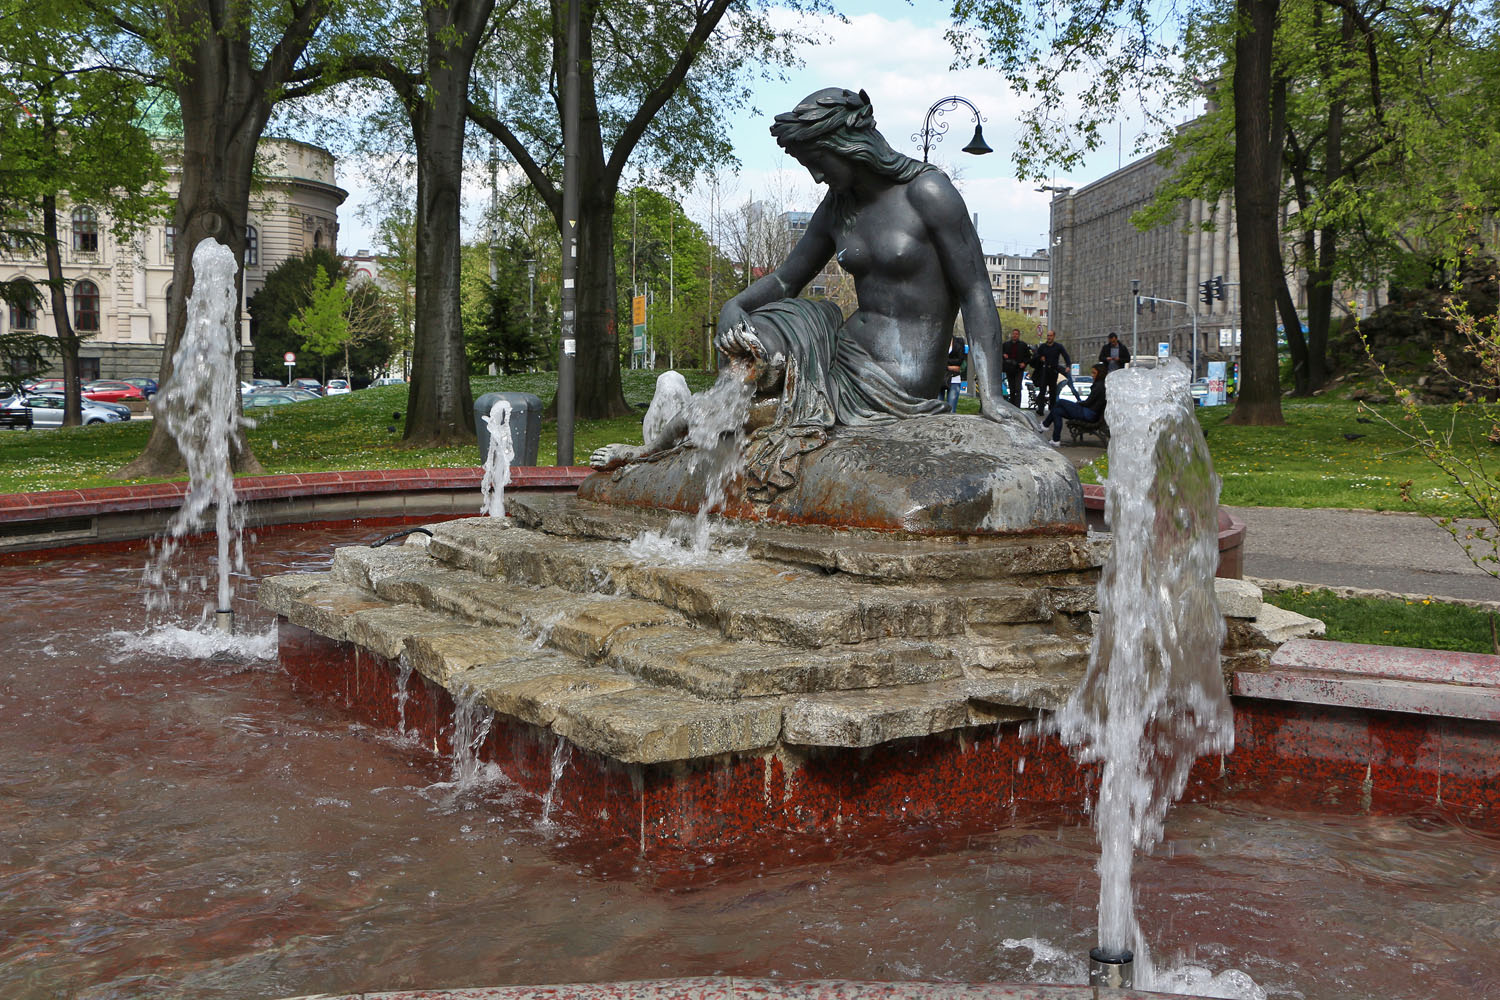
[1088,946,1134,991]
[214,609,234,634]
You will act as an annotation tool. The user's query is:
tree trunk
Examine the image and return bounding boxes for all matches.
[1304,229,1336,389]
[570,181,630,418]
[1283,228,1313,396]
[41,194,83,427]
[115,22,266,477]
[401,0,493,446]
[558,9,630,420]
[1227,0,1286,426]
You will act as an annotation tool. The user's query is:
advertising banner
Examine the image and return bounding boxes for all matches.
[1206,361,1227,406]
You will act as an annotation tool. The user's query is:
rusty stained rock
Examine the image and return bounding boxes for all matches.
[580,414,1085,537]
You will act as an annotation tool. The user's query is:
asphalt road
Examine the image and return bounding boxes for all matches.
[1054,440,1499,605]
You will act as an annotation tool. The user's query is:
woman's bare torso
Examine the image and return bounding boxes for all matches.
[827,181,958,399]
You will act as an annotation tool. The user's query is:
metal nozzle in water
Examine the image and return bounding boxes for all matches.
[1089,946,1134,991]
[215,609,235,634]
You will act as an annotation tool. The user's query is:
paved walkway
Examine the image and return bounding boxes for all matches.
[1228,505,1500,605]
[1054,438,1498,604]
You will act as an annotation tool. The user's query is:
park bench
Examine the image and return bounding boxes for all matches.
[0,405,33,430]
[1066,416,1109,447]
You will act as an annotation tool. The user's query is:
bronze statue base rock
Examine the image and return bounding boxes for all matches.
[580,413,1086,536]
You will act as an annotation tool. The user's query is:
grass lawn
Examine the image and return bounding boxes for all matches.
[1264,587,1498,654]
[0,373,1492,522]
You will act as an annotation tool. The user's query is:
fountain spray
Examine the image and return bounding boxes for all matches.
[1055,359,1235,989]
[480,398,515,519]
[143,239,249,633]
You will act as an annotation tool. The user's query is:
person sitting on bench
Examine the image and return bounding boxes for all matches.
[1041,363,1106,446]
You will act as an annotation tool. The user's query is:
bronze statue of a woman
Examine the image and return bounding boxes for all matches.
[592,87,1031,477]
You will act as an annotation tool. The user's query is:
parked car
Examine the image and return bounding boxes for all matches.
[247,385,321,401]
[3,393,128,427]
[83,380,146,403]
[124,377,159,398]
[324,378,351,396]
[243,390,321,409]
[290,377,324,396]
[370,377,406,387]
[252,378,283,387]
[1190,379,1210,405]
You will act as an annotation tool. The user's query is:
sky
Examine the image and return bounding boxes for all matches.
[333,1,1191,260]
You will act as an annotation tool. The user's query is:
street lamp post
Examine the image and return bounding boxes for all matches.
[525,259,537,362]
[913,96,993,163]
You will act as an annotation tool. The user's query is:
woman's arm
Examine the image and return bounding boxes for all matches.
[909,172,1014,421]
[717,196,837,339]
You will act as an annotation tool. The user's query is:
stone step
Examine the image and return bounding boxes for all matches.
[327,544,992,700]
[603,625,962,700]
[510,494,1107,582]
[420,519,1088,649]
[263,570,1083,762]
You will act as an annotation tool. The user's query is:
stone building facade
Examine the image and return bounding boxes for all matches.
[1048,150,1385,379]
[0,137,345,381]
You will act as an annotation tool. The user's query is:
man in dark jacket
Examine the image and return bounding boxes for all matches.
[1041,363,1106,445]
[1097,331,1130,373]
[1000,328,1031,407]
[1031,329,1071,413]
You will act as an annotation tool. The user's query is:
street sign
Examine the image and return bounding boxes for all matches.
[1157,342,1170,360]
[631,295,646,326]
[283,352,296,363]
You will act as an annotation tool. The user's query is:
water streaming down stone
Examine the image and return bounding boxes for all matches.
[142,240,249,625]
[394,651,414,735]
[1054,359,1235,987]
[480,398,514,519]
[449,683,495,790]
[632,370,756,557]
[539,737,571,827]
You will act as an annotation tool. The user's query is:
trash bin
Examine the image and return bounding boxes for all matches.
[474,391,542,467]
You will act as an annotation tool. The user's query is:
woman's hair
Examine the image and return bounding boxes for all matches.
[771,88,931,227]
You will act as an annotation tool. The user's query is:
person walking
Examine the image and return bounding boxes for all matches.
[1097,331,1130,374]
[1001,328,1031,407]
[1031,329,1071,414]
[1042,363,1107,446]
[944,336,967,412]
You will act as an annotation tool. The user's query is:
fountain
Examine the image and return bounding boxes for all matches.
[10,86,1491,999]
[1055,360,1236,989]
[142,238,249,635]
[480,397,515,519]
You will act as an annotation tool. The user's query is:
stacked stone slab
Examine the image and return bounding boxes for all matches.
[259,495,1108,766]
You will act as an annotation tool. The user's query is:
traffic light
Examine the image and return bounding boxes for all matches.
[1213,275,1226,301]
[1199,280,1213,306]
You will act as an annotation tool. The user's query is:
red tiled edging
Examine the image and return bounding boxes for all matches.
[276,977,1207,1000]
[0,467,593,555]
[0,467,592,524]
[280,622,1500,855]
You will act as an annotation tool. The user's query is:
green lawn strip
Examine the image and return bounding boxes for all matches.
[1263,586,1498,654]
[0,377,1493,523]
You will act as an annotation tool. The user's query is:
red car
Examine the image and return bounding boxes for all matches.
[82,380,145,402]
[27,378,144,403]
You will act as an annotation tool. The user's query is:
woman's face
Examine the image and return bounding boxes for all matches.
[789,146,855,192]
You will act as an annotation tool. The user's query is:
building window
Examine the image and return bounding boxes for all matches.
[245,225,259,266]
[72,206,99,253]
[8,280,38,330]
[74,279,100,332]
[165,225,175,257]
[313,229,324,249]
